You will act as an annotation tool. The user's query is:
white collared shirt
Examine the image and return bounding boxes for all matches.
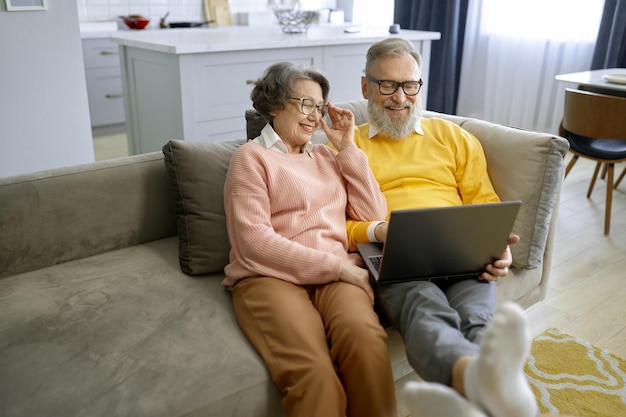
[253,124,314,155]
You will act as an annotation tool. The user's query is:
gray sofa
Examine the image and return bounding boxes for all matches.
[0,100,569,417]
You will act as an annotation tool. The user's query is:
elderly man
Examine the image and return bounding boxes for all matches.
[346,37,536,417]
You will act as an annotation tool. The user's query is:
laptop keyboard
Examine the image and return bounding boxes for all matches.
[369,255,382,272]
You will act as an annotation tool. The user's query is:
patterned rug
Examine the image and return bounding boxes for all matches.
[525,328,626,416]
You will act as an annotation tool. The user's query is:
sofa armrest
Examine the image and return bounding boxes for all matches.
[456,119,569,270]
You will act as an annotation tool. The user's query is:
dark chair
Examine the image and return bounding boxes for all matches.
[559,88,626,235]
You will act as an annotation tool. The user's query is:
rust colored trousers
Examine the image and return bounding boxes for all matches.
[232,276,397,417]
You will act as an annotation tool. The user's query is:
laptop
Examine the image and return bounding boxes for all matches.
[356,201,521,283]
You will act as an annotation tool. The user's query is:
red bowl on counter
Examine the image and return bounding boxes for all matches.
[122,15,150,30]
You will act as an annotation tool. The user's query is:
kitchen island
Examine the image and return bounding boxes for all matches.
[80,23,127,135]
[111,26,440,154]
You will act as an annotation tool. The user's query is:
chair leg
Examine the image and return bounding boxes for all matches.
[601,163,608,180]
[605,163,614,235]
[614,164,626,189]
[588,161,602,198]
[564,155,579,178]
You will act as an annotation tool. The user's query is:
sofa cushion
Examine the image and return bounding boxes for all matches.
[0,152,176,279]
[0,237,283,417]
[162,139,244,275]
[245,109,268,141]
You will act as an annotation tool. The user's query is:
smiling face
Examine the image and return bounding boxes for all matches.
[361,53,423,140]
[271,79,324,153]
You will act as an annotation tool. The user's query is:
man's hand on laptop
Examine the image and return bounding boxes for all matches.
[340,262,375,305]
[480,234,521,282]
[374,222,388,242]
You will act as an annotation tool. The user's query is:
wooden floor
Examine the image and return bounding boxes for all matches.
[94,135,626,415]
[93,133,129,161]
[527,156,626,359]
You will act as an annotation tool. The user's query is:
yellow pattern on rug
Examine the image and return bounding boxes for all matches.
[525,328,626,416]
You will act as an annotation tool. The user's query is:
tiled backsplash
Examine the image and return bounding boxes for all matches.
[77,0,338,26]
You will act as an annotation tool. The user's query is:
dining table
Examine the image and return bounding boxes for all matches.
[555,67,626,97]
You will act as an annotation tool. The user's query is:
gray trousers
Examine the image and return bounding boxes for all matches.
[376,278,495,385]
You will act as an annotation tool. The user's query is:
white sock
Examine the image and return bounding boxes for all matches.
[464,301,538,417]
[403,381,486,417]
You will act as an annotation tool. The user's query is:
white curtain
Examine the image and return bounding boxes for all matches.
[456,0,604,134]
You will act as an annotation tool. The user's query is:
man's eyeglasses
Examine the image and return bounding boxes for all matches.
[290,97,329,117]
[365,74,423,96]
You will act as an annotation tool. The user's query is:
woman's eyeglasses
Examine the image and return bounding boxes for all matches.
[290,97,329,116]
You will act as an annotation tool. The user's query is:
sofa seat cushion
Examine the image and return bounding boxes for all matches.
[0,237,281,417]
[0,237,412,417]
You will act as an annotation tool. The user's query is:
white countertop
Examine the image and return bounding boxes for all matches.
[79,21,121,39]
[110,26,441,54]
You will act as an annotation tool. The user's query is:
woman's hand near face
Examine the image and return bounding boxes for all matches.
[321,102,356,152]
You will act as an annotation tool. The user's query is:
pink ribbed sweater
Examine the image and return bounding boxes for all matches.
[222,141,387,288]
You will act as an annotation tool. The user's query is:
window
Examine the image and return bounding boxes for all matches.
[482,0,604,42]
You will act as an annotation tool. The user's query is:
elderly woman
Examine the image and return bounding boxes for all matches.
[222,61,396,417]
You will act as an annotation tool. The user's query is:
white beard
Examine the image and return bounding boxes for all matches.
[368,97,423,141]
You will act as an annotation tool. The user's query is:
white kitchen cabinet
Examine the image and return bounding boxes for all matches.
[191,47,324,142]
[112,27,440,154]
[82,38,126,134]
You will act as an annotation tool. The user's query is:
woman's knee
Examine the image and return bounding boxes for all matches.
[326,298,387,345]
[275,352,341,391]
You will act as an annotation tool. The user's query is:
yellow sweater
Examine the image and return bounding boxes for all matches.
[347,117,500,250]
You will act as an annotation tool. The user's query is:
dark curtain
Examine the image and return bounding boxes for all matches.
[394,0,469,114]
[591,0,626,69]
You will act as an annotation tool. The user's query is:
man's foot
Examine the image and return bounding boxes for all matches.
[403,381,486,417]
[464,301,538,417]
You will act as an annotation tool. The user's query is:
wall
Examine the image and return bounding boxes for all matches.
[76,0,393,29]
[77,0,336,26]
[0,1,94,177]
[0,0,394,178]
